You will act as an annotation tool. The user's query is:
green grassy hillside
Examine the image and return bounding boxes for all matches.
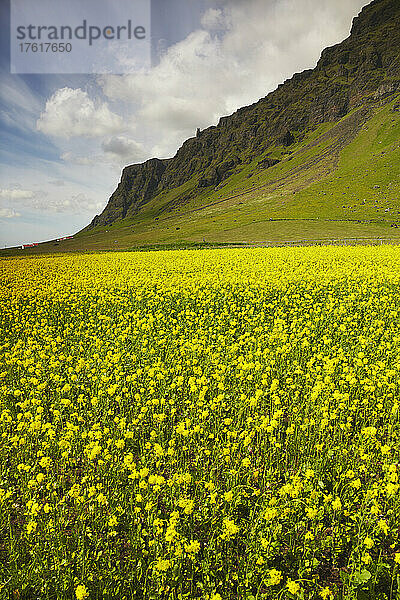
[8,93,398,256]
[2,0,399,257]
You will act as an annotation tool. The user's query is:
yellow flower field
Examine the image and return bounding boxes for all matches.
[0,246,399,600]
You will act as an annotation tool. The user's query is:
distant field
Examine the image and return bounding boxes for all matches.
[1,246,400,599]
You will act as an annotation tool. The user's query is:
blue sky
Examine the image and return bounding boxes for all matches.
[0,0,369,247]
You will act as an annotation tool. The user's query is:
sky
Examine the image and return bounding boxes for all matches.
[0,0,370,248]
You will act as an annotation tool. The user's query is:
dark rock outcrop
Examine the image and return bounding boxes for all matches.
[90,158,170,227]
[257,157,280,169]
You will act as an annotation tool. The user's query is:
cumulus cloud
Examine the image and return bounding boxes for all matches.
[0,183,102,215]
[0,187,51,215]
[100,0,368,157]
[59,193,104,214]
[101,135,143,157]
[61,138,145,167]
[101,136,145,162]
[0,208,21,219]
[201,8,229,31]
[37,87,124,139]
[0,188,35,200]
[31,0,368,161]
[20,192,101,214]
[29,191,101,214]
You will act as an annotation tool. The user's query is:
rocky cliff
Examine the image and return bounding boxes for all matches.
[88,0,400,229]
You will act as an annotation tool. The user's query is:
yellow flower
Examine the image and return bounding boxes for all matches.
[320,587,333,599]
[364,536,374,549]
[378,519,389,535]
[331,497,342,511]
[178,497,194,514]
[362,426,377,437]
[184,540,200,554]
[361,553,372,564]
[36,472,45,483]
[75,584,89,600]
[26,521,37,535]
[263,507,278,521]
[266,569,282,586]
[156,558,171,572]
[350,477,362,489]
[224,490,233,502]
[221,518,239,539]
[287,579,301,594]
[39,456,52,469]
[96,493,108,505]
[153,443,164,457]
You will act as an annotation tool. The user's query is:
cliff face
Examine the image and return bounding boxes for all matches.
[90,158,170,227]
[88,0,400,229]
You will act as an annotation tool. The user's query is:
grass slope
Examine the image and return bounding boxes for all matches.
[4,94,400,256]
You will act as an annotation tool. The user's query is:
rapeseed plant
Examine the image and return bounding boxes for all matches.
[0,246,399,598]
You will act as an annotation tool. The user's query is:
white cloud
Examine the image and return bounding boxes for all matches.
[0,188,51,212]
[101,0,368,157]
[102,136,145,162]
[37,87,124,139]
[0,208,21,219]
[0,166,109,218]
[59,193,104,214]
[201,8,229,31]
[61,152,99,166]
[18,190,102,214]
[0,189,35,200]
[60,135,145,167]
[4,189,101,215]
[0,162,114,246]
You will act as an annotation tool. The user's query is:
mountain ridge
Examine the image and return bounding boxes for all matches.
[86,0,400,232]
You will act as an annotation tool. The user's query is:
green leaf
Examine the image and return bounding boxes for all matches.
[353,569,371,586]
